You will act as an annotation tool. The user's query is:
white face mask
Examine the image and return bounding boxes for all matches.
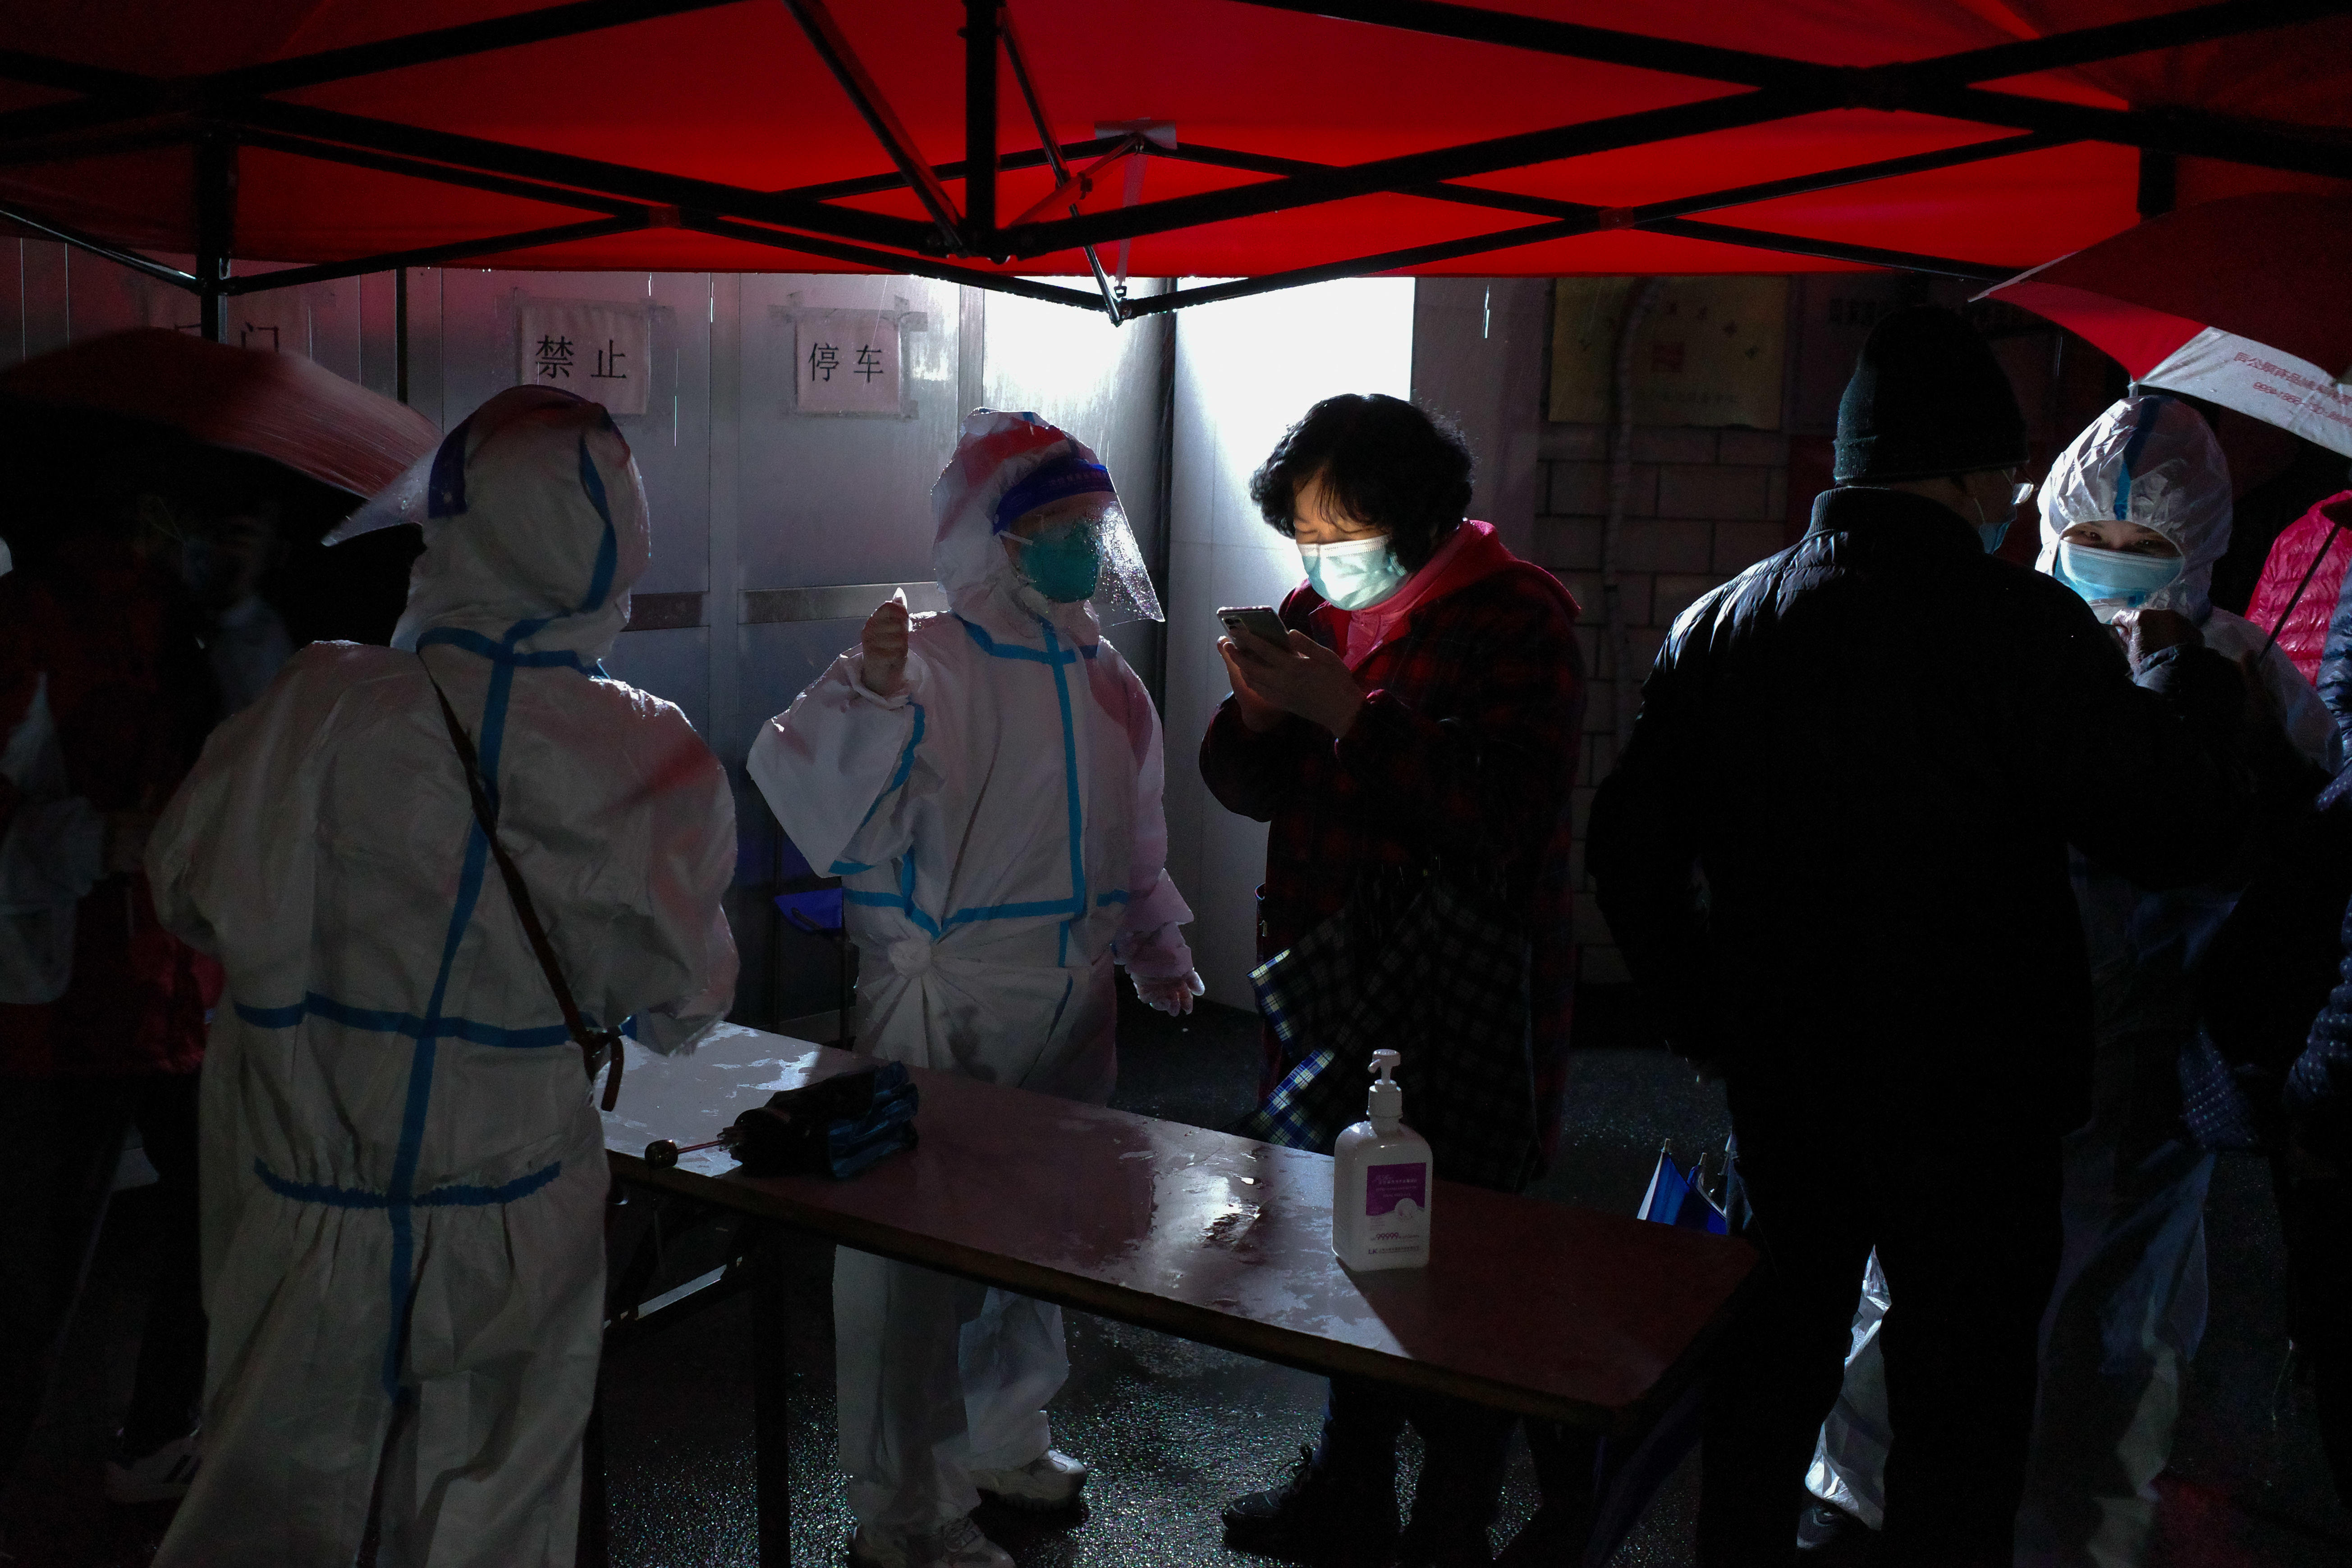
[1298,535,1408,611]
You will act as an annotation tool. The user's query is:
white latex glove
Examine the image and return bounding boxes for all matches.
[858,590,910,697]
[1134,970,1206,1017]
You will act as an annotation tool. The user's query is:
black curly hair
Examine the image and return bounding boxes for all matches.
[1247,393,1473,574]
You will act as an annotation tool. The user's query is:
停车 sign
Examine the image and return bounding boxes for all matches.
[794,311,903,417]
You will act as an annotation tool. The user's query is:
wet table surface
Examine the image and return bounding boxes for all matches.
[602,1025,1755,1434]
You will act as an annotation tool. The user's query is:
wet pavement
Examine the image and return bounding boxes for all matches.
[5,988,2347,1566]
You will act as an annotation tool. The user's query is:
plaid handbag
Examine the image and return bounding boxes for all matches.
[1237,859,1541,1192]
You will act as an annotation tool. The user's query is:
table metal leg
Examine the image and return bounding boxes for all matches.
[576,1383,610,1568]
[752,1223,793,1568]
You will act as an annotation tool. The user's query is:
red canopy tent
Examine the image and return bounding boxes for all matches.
[1,0,2347,327]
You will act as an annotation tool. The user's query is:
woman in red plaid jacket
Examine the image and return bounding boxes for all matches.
[1202,394,1586,1568]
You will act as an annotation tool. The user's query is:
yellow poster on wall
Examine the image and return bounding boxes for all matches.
[1549,276,1789,429]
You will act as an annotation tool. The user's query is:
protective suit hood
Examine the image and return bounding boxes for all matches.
[2036,394,2230,622]
[930,409,1160,642]
[385,387,649,664]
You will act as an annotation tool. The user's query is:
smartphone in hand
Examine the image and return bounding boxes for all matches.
[1217,605,1287,646]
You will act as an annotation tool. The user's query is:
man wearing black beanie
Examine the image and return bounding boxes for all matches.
[1587,306,2255,1568]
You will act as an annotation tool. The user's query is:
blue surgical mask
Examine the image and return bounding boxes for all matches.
[1299,535,1408,611]
[2056,540,2184,608]
[1974,481,2033,556]
[1009,521,1103,603]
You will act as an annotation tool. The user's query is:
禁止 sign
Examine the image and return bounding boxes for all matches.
[518,302,651,417]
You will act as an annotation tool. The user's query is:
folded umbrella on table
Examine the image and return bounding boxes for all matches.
[645,1059,919,1180]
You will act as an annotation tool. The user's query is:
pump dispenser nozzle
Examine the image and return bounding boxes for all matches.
[1335,1050,1430,1269]
[1367,1050,1403,1123]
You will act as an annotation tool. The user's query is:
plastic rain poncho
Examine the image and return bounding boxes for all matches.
[747,409,1192,1533]
[145,388,737,1568]
[1811,394,2329,1565]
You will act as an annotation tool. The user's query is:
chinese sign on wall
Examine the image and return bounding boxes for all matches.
[142,286,315,354]
[518,302,650,416]
[793,311,903,416]
[1548,276,1789,429]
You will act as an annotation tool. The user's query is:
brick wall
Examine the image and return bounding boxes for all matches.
[1530,422,1794,985]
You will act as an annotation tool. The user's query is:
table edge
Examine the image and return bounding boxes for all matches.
[608,1151,1758,1435]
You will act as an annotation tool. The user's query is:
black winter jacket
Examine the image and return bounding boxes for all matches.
[1588,486,2252,1132]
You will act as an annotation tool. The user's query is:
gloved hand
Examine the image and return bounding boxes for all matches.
[2113,606,2201,670]
[860,594,910,697]
[1135,970,1205,1017]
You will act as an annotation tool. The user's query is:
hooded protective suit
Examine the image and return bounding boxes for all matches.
[2035,394,2336,765]
[146,388,738,1567]
[2023,394,2326,1566]
[747,409,1193,1534]
[1809,395,2331,1564]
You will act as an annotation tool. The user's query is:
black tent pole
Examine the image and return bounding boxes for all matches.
[395,265,410,405]
[195,133,236,342]
[963,0,999,257]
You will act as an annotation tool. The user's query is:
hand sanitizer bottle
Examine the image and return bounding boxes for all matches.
[1332,1049,1432,1271]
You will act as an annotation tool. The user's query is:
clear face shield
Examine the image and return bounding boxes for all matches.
[324,385,648,547]
[999,492,1164,627]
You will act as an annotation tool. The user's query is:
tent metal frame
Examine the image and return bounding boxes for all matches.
[0,0,2346,333]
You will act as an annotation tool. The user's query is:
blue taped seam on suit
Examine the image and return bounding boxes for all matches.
[844,614,1091,943]
[845,888,942,937]
[385,811,491,1397]
[848,889,1094,931]
[380,623,517,1394]
[2114,394,2171,522]
[234,995,574,1050]
[368,438,616,1399]
[946,897,1086,922]
[957,615,1077,665]
[885,703,926,794]
[253,1155,562,1210]
[843,854,947,938]
[575,434,619,613]
[856,702,927,833]
[1040,619,1088,917]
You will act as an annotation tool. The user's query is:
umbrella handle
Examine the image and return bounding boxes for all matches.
[2260,518,2346,667]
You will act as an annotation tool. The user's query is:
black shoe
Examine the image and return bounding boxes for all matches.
[1795,1499,1879,1563]
[1223,1445,1402,1563]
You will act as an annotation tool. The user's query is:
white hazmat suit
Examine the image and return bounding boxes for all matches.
[748,410,1194,1536]
[146,388,738,1567]
[1808,394,2334,1566]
